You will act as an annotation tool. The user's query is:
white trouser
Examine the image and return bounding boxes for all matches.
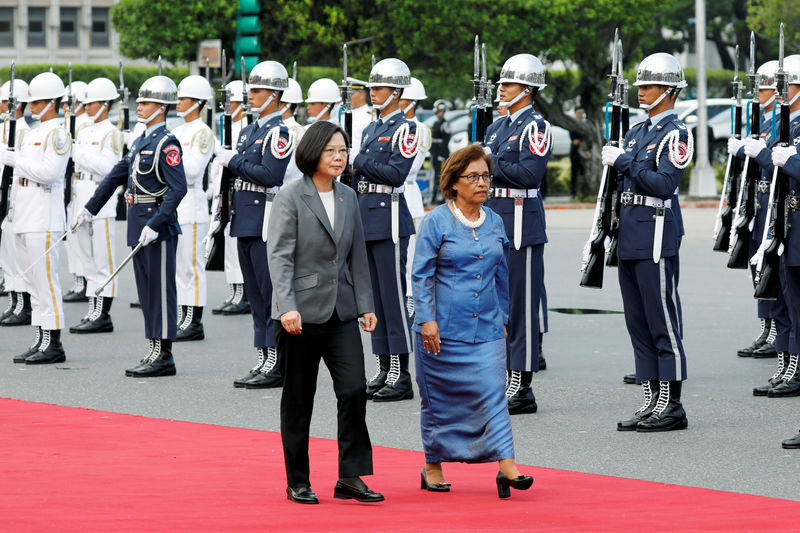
[177,222,208,307]
[0,219,21,292]
[17,231,65,330]
[404,218,424,297]
[65,202,84,277]
[224,223,243,285]
[84,218,117,298]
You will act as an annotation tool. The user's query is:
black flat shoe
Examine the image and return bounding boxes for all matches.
[496,471,533,499]
[286,486,319,504]
[333,480,384,502]
[420,468,450,492]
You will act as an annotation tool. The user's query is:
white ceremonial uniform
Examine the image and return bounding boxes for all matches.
[404,116,430,296]
[0,118,31,294]
[12,117,70,331]
[172,117,213,308]
[70,118,123,297]
[64,113,93,279]
[282,116,304,185]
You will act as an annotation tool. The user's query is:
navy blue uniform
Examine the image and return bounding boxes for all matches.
[229,112,292,349]
[86,123,187,340]
[611,113,688,382]
[484,106,551,372]
[352,109,416,355]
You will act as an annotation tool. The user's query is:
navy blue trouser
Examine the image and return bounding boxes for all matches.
[750,237,773,320]
[238,236,276,349]
[506,243,543,372]
[132,236,178,340]
[782,260,800,354]
[365,236,412,355]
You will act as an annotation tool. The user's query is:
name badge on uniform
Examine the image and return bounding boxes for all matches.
[509,135,519,141]
[647,144,656,150]
[255,139,263,144]
[379,136,390,142]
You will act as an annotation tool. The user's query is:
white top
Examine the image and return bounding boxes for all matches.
[318,189,335,227]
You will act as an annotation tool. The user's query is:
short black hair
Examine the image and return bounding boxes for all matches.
[295,121,350,177]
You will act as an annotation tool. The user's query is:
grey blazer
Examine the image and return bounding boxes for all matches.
[267,175,374,324]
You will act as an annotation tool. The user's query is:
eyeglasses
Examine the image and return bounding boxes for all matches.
[322,147,348,157]
[458,173,492,184]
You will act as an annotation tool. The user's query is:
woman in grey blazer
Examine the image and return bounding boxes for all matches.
[267,121,381,505]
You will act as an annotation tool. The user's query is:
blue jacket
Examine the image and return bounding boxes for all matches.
[772,114,800,266]
[86,123,187,247]
[613,115,689,261]
[229,115,292,238]
[352,112,417,241]
[483,107,551,247]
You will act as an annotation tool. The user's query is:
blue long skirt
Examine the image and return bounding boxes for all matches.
[414,332,515,464]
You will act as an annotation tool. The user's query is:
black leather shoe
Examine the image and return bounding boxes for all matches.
[128,356,176,377]
[243,369,283,389]
[420,468,450,492]
[25,330,66,365]
[623,372,640,385]
[13,328,42,363]
[333,480,384,502]
[538,354,547,371]
[63,286,88,302]
[221,300,251,315]
[767,375,800,397]
[234,369,261,388]
[618,380,659,431]
[1,307,31,326]
[507,370,537,414]
[72,315,113,334]
[496,471,533,499]
[373,354,413,402]
[175,321,204,341]
[782,431,800,449]
[737,334,767,357]
[752,342,778,358]
[754,353,789,396]
[366,354,389,400]
[286,486,319,504]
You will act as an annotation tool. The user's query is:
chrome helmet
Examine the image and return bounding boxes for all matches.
[757,60,779,89]
[633,53,687,88]
[497,54,547,88]
[137,75,178,104]
[248,61,289,91]
[367,58,411,88]
[785,55,800,85]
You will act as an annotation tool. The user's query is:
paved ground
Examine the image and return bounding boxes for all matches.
[2,207,799,501]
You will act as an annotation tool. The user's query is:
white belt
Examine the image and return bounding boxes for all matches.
[621,192,671,262]
[491,187,539,198]
[359,182,404,194]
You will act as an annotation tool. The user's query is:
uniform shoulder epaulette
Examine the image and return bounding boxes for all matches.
[191,126,214,154]
[655,118,692,169]
[520,113,551,156]
[101,128,124,155]
[45,125,71,155]
[261,124,294,159]
[391,118,419,159]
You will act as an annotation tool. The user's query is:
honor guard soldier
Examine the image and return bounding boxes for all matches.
[0,79,32,327]
[280,78,305,185]
[346,77,373,167]
[483,54,552,414]
[67,77,124,334]
[305,78,342,127]
[729,60,785,359]
[63,80,92,303]
[79,75,187,377]
[2,72,71,364]
[207,80,250,316]
[398,77,431,316]
[601,53,691,432]
[213,60,295,389]
[763,54,800,402]
[172,75,215,342]
[354,58,417,402]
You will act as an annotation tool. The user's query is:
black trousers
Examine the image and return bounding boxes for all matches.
[276,314,373,488]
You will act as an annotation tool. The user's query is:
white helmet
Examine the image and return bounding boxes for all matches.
[25,72,66,102]
[367,58,411,88]
[281,78,303,104]
[137,75,178,104]
[633,53,687,88]
[0,79,29,102]
[402,77,427,101]
[66,81,88,103]
[178,75,214,101]
[305,78,341,103]
[248,61,289,90]
[83,78,119,104]
[757,60,779,89]
[498,54,547,88]
[225,80,245,103]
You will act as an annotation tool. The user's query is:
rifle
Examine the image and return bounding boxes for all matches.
[471,36,486,143]
[580,30,623,288]
[727,32,760,269]
[203,56,213,191]
[117,61,130,221]
[339,44,354,187]
[157,55,163,76]
[241,57,254,126]
[605,35,624,267]
[63,63,76,213]
[0,61,17,246]
[753,24,789,300]
[713,45,744,252]
[205,50,233,271]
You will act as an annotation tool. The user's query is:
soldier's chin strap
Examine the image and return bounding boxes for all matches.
[498,87,531,108]
[176,100,200,119]
[402,101,417,115]
[278,103,291,115]
[760,91,778,110]
[138,104,166,125]
[31,99,56,120]
[307,102,333,124]
[788,90,800,107]
[373,89,399,111]
[251,91,276,116]
[87,102,107,123]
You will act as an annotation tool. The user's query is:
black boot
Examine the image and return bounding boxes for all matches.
[244,347,283,388]
[737,318,770,357]
[0,278,5,296]
[754,352,789,396]
[125,339,157,376]
[1,291,17,322]
[506,370,537,414]
[782,430,800,449]
[752,319,778,358]
[69,297,95,333]
[176,306,204,341]
[74,296,114,333]
[623,372,640,385]
[233,348,266,388]
[127,339,176,377]
[406,296,414,318]
[538,333,546,371]
[212,284,235,315]
[366,354,390,400]
[25,329,67,364]
[373,354,414,402]
[13,326,42,363]
[222,284,250,315]
[63,275,88,302]
[768,354,800,397]
[636,381,688,432]
[618,380,659,430]
[1,292,31,326]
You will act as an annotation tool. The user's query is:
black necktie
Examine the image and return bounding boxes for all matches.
[642,119,652,136]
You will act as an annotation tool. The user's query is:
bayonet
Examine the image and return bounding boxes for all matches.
[371,54,376,69]
[241,56,252,124]
[292,61,297,81]
[609,28,619,99]
[158,55,163,76]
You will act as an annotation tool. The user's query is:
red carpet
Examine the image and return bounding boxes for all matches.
[0,398,797,532]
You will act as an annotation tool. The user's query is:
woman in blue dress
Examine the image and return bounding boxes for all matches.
[412,144,533,498]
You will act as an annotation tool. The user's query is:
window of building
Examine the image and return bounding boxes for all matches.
[0,7,13,47]
[60,7,78,47]
[91,7,109,47]
[28,7,46,48]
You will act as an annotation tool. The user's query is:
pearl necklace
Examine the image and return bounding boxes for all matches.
[450,202,485,229]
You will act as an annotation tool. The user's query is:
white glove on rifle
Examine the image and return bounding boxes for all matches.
[602,145,624,167]
[1,150,17,168]
[772,146,797,168]
[727,137,745,156]
[744,137,767,159]
[214,148,237,167]
[138,226,159,247]
[75,208,94,227]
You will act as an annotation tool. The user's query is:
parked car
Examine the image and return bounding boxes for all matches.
[673,98,734,165]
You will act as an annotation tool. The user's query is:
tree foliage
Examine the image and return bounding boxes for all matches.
[747,0,800,56]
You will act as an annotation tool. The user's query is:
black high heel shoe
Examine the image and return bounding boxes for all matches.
[420,468,451,492]
[496,471,533,499]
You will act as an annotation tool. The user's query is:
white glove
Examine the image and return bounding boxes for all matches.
[75,208,94,227]
[138,226,159,247]
[201,221,220,247]
[727,137,745,156]
[772,146,797,168]
[482,145,492,156]
[744,137,767,158]
[602,145,625,167]
[214,148,237,167]
[123,131,133,147]
[2,150,16,168]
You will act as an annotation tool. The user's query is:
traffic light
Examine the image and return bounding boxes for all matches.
[234,0,261,75]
